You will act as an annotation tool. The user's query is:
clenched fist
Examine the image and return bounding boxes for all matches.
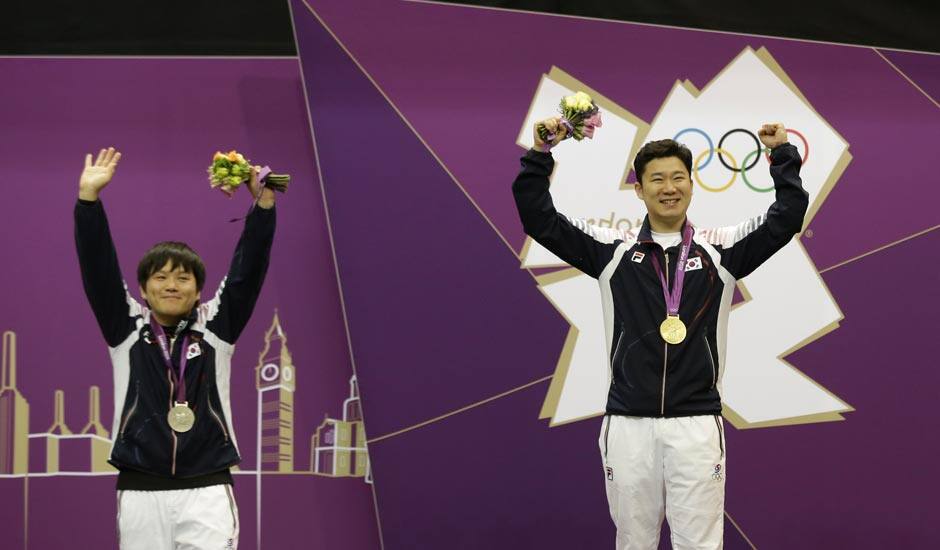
[533,118,568,152]
[758,123,788,150]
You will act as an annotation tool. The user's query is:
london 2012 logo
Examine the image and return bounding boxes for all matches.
[517,47,853,429]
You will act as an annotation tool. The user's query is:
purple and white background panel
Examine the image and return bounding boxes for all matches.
[0,0,938,548]
[0,58,380,549]
[292,0,939,548]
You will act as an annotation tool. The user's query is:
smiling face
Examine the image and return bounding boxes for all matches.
[140,261,201,326]
[634,156,693,232]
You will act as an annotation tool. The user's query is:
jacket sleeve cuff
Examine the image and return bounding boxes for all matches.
[521,148,555,174]
[769,142,798,163]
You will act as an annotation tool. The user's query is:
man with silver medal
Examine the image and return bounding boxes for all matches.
[513,109,806,549]
[75,147,279,549]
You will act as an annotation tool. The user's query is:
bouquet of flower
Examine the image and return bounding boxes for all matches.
[537,91,600,143]
[208,150,290,196]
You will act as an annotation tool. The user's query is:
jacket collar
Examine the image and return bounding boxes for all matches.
[145,305,200,335]
[637,215,692,246]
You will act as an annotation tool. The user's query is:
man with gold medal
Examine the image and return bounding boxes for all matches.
[513,103,806,549]
[75,147,279,549]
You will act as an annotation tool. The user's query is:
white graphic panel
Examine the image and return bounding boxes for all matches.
[537,273,608,423]
[528,50,850,426]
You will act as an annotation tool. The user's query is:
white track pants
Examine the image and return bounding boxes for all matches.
[600,415,726,550]
[117,485,239,550]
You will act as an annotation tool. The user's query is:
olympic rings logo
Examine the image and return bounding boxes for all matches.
[672,128,809,193]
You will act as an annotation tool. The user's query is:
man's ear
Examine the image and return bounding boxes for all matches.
[634,182,644,200]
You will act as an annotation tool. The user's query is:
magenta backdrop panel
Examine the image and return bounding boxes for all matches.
[292,0,940,548]
[0,57,379,549]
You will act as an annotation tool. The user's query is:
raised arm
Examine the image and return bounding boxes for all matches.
[204,167,277,343]
[512,119,619,278]
[712,124,810,279]
[74,147,137,347]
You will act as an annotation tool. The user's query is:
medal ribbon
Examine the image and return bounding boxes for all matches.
[650,222,695,317]
[150,318,190,404]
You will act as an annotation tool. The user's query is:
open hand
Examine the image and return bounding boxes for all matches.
[79,147,121,201]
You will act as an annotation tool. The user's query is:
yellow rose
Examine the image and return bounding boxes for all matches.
[235,153,246,163]
[572,92,593,111]
[564,96,578,109]
[213,151,225,161]
[226,151,238,162]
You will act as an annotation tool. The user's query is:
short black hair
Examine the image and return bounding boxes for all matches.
[633,139,693,182]
[137,241,206,291]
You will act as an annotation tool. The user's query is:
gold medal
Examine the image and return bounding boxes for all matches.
[660,315,686,345]
[167,402,195,433]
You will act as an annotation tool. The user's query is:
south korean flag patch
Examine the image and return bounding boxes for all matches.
[186,342,202,360]
[685,256,703,272]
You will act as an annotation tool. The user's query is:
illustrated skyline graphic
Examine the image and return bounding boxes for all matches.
[0,312,370,481]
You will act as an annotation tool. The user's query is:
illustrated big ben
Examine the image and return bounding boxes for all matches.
[0,331,29,474]
[255,312,295,472]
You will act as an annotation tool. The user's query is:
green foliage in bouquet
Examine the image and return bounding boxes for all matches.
[536,91,600,142]
[208,150,251,193]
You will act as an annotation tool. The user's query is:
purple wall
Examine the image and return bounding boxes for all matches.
[0,57,379,549]
[1,2,938,548]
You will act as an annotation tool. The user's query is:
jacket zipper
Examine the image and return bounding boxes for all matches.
[119,383,140,440]
[611,331,624,369]
[704,334,717,389]
[208,399,230,442]
[660,251,669,415]
[610,330,623,386]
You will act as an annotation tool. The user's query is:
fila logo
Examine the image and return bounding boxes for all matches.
[631,251,645,263]
[685,257,703,272]
[186,342,202,360]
